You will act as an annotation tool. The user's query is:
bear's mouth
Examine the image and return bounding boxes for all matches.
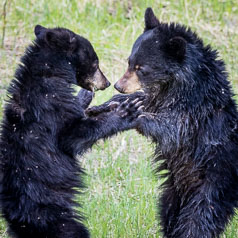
[114,69,142,94]
[80,69,111,92]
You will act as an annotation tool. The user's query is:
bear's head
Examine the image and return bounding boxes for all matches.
[34,25,110,91]
[114,8,201,94]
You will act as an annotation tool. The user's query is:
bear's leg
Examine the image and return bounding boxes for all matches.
[7,217,89,238]
[166,181,236,238]
[56,219,90,238]
[159,182,181,238]
[86,92,144,117]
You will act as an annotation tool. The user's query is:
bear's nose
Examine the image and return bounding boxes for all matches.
[114,82,122,92]
[106,80,111,88]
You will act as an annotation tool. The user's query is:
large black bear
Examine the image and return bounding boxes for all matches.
[111,8,238,238]
[0,25,143,238]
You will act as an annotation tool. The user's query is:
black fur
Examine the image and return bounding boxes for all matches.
[0,26,142,238]
[95,8,238,238]
[134,8,238,238]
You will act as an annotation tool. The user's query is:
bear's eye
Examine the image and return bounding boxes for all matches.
[135,65,150,76]
[92,62,98,69]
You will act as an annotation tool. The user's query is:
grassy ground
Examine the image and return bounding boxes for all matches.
[0,0,238,237]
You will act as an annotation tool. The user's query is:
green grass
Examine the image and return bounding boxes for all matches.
[1,0,238,237]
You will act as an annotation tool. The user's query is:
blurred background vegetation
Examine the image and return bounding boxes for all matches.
[0,0,238,237]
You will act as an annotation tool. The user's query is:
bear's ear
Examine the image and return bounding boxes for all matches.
[34,25,47,38]
[45,31,60,46]
[144,8,159,31]
[45,31,77,50]
[165,36,187,62]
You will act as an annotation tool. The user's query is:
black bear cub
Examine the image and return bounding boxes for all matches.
[113,8,238,238]
[0,25,142,238]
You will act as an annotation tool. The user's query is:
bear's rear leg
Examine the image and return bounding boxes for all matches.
[57,219,90,238]
[8,218,89,238]
[164,180,236,238]
[159,183,181,238]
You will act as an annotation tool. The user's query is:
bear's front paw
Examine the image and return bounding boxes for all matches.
[77,89,94,109]
[116,97,145,121]
[86,101,119,117]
